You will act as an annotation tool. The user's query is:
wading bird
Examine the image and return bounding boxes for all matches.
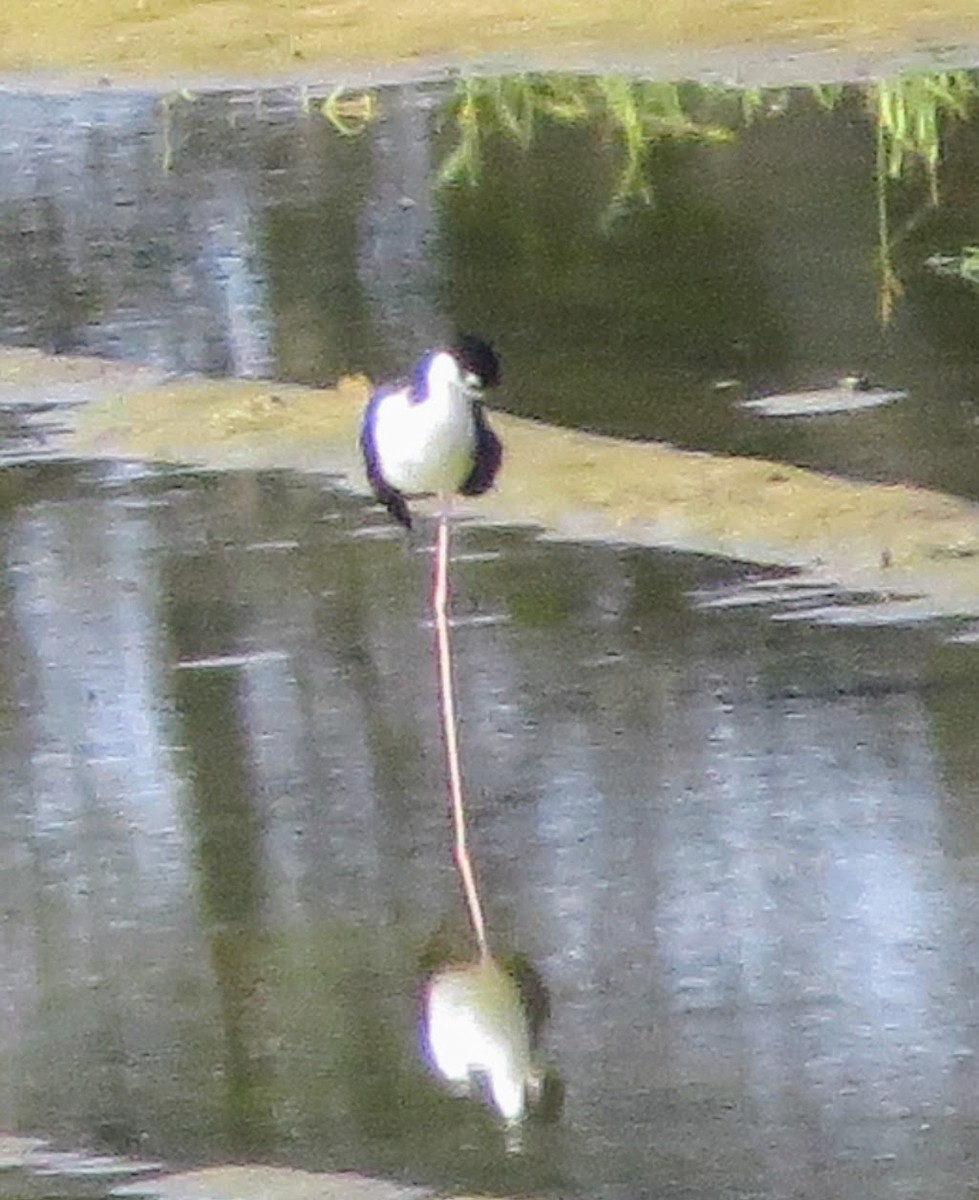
[360,334,503,530]
[360,335,504,960]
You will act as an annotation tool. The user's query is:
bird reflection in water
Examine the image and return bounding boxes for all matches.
[361,338,558,1146]
[421,945,559,1150]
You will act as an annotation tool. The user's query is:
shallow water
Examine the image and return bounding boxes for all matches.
[4,67,979,1200]
[3,75,979,497]
[3,458,979,1198]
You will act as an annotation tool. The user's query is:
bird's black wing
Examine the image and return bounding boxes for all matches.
[360,392,413,529]
[460,402,503,497]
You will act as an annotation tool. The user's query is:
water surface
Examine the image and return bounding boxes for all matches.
[2,458,979,1199]
[3,75,979,495]
[4,67,979,1200]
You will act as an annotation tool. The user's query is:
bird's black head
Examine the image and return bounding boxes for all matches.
[453,334,501,389]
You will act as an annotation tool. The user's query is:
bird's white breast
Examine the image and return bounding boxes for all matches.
[372,364,476,495]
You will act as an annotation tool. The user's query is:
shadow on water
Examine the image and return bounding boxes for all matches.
[5,61,979,1200]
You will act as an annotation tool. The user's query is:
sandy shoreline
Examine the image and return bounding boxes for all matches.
[0,348,969,627]
[1,41,979,98]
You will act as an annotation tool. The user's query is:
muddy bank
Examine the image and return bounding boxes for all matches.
[9,348,972,625]
[4,42,979,97]
[1,0,979,88]
[0,1137,484,1200]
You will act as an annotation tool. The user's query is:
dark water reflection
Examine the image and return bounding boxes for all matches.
[3,461,979,1198]
[3,77,979,495]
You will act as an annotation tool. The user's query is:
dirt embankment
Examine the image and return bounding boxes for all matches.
[1,0,978,88]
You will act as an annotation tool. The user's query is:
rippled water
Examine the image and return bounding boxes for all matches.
[1,456,979,1198]
[4,68,979,1200]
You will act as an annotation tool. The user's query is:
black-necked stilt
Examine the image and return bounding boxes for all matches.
[360,334,503,530]
[360,336,504,964]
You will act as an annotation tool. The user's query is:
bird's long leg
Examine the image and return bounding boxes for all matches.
[433,500,489,961]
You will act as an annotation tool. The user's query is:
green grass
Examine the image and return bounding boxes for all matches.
[433,67,979,321]
[155,67,979,323]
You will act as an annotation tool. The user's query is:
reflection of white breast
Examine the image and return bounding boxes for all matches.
[373,353,477,494]
[424,959,533,1126]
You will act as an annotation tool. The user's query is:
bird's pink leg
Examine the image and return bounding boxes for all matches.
[433,502,489,960]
